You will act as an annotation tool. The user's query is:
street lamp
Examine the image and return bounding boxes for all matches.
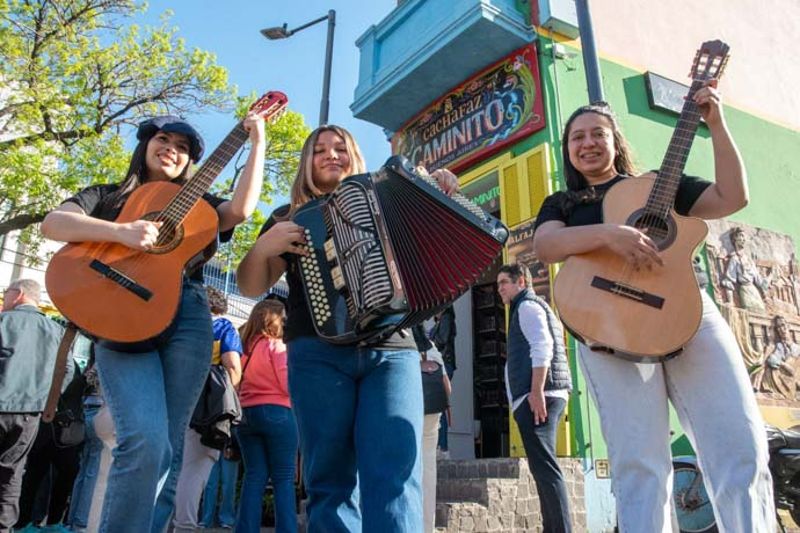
[260,10,336,126]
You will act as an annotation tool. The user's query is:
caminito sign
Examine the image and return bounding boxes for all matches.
[392,44,545,173]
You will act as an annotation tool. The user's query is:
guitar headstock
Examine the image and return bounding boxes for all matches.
[690,40,730,82]
[249,91,289,122]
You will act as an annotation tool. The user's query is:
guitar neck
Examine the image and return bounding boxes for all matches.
[646,78,706,214]
[161,123,249,224]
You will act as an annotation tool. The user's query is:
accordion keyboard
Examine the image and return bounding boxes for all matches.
[416,172,487,220]
[298,228,332,328]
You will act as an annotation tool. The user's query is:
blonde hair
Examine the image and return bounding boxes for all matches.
[289,125,366,213]
[239,299,285,351]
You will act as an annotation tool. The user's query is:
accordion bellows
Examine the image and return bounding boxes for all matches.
[292,156,509,344]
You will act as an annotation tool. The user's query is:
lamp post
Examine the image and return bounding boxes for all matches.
[260,9,336,126]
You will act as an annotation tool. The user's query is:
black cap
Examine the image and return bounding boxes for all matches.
[136,115,205,161]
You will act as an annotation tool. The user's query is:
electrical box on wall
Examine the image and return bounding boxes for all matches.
[537,0,579,38]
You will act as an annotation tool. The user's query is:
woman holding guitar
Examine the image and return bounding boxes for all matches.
[533,86,774,531]
[237,125,458,532]
[41,113,266,533]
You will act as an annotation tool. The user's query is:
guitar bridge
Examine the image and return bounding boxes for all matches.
[591,276,664,309]
[90,260,153,301]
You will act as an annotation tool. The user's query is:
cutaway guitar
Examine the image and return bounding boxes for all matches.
[553,41,730,361]
[45,91,288,342]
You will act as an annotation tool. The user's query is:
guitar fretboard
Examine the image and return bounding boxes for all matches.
[158,123,249,231]
[644,78,706,217]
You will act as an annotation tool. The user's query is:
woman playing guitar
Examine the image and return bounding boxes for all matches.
[532,84,775,531]
[41,113,266,533]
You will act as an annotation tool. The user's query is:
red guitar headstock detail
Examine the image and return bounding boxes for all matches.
[249,91,289,122]
[690,40,730,82]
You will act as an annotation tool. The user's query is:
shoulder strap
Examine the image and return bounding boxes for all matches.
[238,338,259,390]
[43,323,77,423]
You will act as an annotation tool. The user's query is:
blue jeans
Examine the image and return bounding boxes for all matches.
[288,337,423,533]
[513,396,572,533]
[201,455,239,527]
[94,279,212,533]
[235,404,298,533]
[66,401,103,529]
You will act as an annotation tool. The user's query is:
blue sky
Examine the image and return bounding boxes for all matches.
[138,0,398,208]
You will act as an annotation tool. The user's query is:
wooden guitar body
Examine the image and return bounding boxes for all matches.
[45,181,218,342]
[553,177,708,361]
[44,90,288,344]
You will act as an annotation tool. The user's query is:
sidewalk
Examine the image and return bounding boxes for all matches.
[199,529,275,533]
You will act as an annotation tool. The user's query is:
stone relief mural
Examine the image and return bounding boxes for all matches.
[705,220,800,403]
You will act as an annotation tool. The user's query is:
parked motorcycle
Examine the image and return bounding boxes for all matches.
[672,424,800,533]
[767,424,800,528]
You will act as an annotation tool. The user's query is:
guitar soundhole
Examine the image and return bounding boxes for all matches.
[141,212,183,254]
[628,209,676,251]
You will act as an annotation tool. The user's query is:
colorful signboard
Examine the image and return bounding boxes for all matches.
[507,219,551,304]
[461,170,500,214]
[392,44,545,173]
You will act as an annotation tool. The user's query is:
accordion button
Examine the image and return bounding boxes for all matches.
[324,239,336,261]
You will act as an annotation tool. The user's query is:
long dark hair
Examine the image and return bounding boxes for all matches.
[560,103,637,191]
[102,137,193,210]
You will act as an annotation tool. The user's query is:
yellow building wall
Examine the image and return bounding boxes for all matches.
[460,143,572,457]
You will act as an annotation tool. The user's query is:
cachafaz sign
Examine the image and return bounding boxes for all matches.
[392,44,545,173]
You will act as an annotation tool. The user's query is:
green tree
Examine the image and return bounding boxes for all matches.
[0,0,233,246]
[212,99,311,269]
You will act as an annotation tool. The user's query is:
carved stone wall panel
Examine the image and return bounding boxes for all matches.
[706,220,800,405]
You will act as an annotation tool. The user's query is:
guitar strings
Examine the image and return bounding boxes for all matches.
[155,126,249,245]
[155,102,285,244]
[106,105,282,280]
[614,70,710,286]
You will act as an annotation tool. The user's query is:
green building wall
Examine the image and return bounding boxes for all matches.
[473,35,800,461]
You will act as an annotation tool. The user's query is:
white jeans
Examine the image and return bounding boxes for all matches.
[422,413,441,533]
[87,405,116,533]
[578,292,775,532]
[172,428,220,532]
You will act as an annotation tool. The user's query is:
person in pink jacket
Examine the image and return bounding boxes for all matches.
[235,299,297,532]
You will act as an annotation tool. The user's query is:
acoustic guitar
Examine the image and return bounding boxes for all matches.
[45,91,287,343]
[553,40,730,361]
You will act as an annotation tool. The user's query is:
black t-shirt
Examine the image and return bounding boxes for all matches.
[63,183,233,282]
[534,174,712,230]
[259,205,415,349]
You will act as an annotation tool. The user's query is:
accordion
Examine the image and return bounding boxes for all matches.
[292,156,509,344]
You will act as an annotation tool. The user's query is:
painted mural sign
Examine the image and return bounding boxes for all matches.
[704,220,800,406]
[461,170,500,213]
[391,44,545,173]
[507,219,551,304]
